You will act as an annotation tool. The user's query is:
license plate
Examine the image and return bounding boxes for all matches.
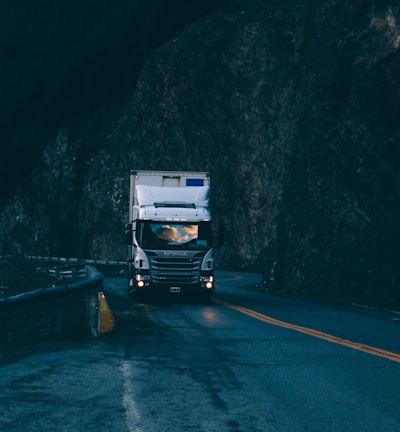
[170,286,181,293]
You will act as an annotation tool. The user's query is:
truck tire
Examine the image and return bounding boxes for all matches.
[199,293,212,304]
[134,291,147,302]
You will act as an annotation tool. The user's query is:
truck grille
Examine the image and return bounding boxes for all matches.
[148,253,203,285]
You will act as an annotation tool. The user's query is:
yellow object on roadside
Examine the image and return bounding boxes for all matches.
[98,292,115,333]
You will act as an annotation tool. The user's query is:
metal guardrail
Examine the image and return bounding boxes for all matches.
[24,255,126,266]
[0,262,105,352]
[24,255,127,277]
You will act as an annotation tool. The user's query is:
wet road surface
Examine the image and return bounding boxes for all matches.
[1,272,400,431]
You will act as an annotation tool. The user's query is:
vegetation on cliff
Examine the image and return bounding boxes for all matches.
[1,0,399,307]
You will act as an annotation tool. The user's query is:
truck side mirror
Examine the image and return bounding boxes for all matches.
[125,223,133,245]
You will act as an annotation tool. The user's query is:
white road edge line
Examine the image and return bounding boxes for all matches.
[120,361,143,432]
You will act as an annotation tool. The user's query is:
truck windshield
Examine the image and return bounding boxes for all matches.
[137,221,212,250]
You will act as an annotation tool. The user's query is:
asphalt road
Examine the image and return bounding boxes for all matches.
[1,272,400,431]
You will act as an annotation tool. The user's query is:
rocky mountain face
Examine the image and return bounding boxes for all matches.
[1,0,400,307]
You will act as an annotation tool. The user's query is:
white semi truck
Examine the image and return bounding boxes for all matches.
[125,170,222,302]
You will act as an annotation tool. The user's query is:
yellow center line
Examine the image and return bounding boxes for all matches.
[216,273,243,282]
[214,298,400,364]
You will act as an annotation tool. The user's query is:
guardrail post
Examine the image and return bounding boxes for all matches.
[54,267,60,284]
[71,267,76,282]
[52,304,64,336]
[0,318,7,352]
[87,292,99,337]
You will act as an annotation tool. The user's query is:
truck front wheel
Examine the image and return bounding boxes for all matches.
[199,293,212,304]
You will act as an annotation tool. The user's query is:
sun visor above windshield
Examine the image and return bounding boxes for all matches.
[134,185,210,209]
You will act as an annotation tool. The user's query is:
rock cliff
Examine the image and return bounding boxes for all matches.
[1,0,399,307]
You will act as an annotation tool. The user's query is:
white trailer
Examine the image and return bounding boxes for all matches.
[126,170,221,302]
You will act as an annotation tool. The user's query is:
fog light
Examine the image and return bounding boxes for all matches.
[137,280,145,288]
[206,282,213,289]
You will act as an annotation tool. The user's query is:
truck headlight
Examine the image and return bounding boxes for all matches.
[200,275,214,289]
[136,273,151,287]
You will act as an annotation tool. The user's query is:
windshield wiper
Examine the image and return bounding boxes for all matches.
[154,202,196,209]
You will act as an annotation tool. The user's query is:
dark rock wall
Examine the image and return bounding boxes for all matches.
[1,0,400,306]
